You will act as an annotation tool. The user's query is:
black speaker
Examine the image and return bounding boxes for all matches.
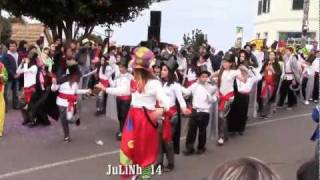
[150,11,161,27]
[148,26,160,41]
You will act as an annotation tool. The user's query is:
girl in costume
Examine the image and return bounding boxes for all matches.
[210,52,248,146]
[158,56,190,172]
[0,61,8,137]
[16,52,39,125]
[96,47,170,180]
[105,56,133,141]
[259,51,282,118]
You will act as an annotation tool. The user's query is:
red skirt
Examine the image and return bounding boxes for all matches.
[120,107,159,173]
[162,106,177,142]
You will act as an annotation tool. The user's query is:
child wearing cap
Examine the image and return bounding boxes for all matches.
[182,65,217,156]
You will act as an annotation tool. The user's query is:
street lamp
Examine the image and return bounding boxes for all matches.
[105,26,113,53]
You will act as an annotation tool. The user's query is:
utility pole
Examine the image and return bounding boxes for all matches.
[301,0,310,48]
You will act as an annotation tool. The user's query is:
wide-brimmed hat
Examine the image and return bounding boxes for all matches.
[163,56,178,72]
[197,65,211,76]
[222,52,235,63]
[119,56,130,69]
[132,47,155,71]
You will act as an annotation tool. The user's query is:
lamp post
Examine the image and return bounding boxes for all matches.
[105,25,114,53]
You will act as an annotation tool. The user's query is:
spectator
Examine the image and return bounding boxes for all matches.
[17,40,28,59]
[297,158,319,180]
[210,51,223,72]
[208,157,281,180]
[3,40,22,109]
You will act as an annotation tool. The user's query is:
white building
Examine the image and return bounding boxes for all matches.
[254,0,319,47]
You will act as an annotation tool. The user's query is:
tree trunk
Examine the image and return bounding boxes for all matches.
[64,21,73,41]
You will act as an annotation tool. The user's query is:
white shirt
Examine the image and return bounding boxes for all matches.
[16,64,37,88]
[284,55,295,80]
[177,57,187,71]
[106,79,170,111]
[183,82,217,113]
[253,50,264,72]
[52,81,89,107]
[311,58,320,73]
[160,82,187,109]
[219,69,241,95]
[107,72,133,96]
[186,68,197,81]
[237,69,262,93]
[8,51,19,68]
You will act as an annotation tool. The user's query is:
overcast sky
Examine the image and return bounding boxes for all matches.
[95,0,256,51]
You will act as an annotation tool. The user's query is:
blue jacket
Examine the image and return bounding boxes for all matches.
[311,106,319,141]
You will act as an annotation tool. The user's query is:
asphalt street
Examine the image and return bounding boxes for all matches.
[0,97,317,180]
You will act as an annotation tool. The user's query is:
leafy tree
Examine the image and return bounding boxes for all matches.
[0,0,154,42]
[0,16,12,44]
[183,29,207,51]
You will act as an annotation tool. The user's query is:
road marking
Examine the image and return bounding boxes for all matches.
[0,112,310,179]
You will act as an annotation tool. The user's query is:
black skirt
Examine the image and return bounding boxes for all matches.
[227,92,250,133]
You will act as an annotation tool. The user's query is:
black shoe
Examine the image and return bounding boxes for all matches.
[22,120,30,126]
[183,149,195,156]
[163,163,174,172]
[196,148,206,155]
[95,110,103,116]
[27,121,38,128]
[75,118,81,126]
[116,132,122,141]
[64,137,71,143]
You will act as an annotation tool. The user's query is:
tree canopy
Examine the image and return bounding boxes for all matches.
[0,0,154,42]
[183,29,207,51]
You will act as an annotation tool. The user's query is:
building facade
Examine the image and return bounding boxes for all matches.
[254,0,319,47]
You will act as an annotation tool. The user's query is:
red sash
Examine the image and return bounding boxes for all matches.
[24,85,36,104]
[58,93,77,112]
[162,106,177,142]
[117,95,131,101]
[99,79,109,88]
[218,91,234,111]
[185,79,197,87]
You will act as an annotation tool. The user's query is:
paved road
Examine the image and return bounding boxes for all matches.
[0,97,316,180]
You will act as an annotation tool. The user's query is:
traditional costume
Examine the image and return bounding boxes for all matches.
[277,49,301,109]
[51,63,90,142]
[0,62,8,137]
[183,65,217,155]
[105,57,133,140]
[228,68,261,134]
[157,57,187,171]
[259,60,282,117]
[16,52,38,125]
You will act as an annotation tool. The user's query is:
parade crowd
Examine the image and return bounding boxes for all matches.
[0,37,319,180]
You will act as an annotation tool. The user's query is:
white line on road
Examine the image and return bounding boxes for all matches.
[0,112,311,179]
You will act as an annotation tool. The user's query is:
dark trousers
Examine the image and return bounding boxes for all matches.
[186,111,209,151]
[4,79,20,109]
[96,91,107,113]
[116,98,131,133]
[59,106,69,138]
[313,74,319,101]
[277,79,297,107]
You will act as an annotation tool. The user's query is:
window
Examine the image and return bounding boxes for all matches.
[262,0,267,13]
[258,0,262,15]
[292,0,304,10]
[259,0,270,14]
